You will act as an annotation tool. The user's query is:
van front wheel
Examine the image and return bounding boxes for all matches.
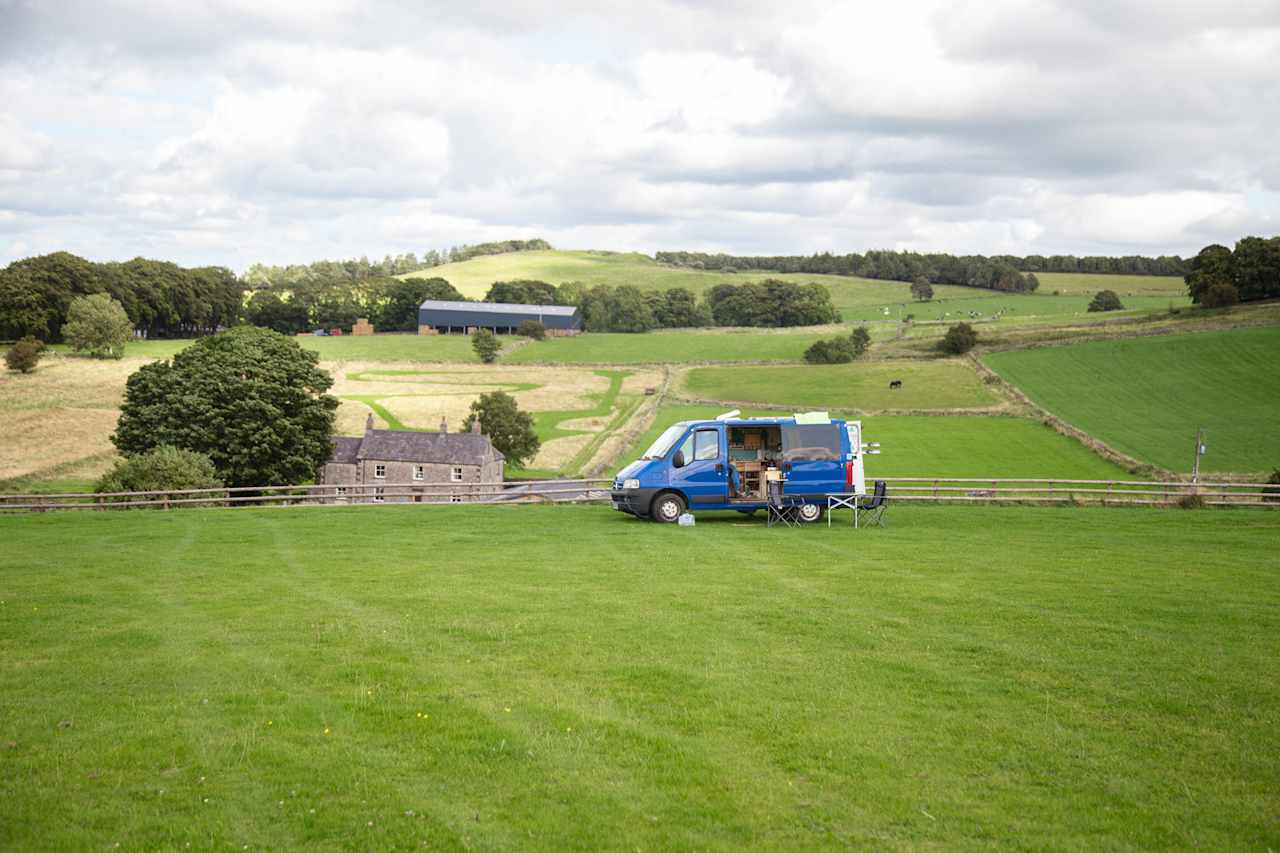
[796,504,823,524]
[651,492,686,523]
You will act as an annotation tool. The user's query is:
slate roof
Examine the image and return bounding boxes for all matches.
[330,436,362,465]
[328,429,503,465]
[418,299,578,317]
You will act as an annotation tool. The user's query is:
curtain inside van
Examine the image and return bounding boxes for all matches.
[781,425,842,461]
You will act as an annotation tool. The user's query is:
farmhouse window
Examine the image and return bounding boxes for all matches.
[335,486,347,496]
[374,464,386,479]
[451,466,464,482]
[450,494,462,503]
[413,465,424,480]
[373,487,385,502]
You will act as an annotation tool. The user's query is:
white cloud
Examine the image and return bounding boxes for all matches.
[0,0,1277,269]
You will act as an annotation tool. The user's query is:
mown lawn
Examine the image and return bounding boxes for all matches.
[616,405,1131,480]
[0,505,1276,849]
[682,360,999,411]
[985,326,1280,474]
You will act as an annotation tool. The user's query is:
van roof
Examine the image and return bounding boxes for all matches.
[678,417,847,427]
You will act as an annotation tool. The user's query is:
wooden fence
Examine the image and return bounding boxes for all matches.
[0,477,1275,513]
[878,478,1278,508]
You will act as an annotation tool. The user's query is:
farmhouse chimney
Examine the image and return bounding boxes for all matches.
[365,413,374,433]
[470,418,481,434]
[440,416,448,433]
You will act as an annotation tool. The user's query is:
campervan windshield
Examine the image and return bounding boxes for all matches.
[640,423,689,460]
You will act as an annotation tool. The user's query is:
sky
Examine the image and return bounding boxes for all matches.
[1,0,1278,272]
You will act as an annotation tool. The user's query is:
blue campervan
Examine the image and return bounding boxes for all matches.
[610,412,869,523]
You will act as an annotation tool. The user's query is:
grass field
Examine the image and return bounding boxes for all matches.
[985,326,1280,474]
[506,328,833,364]
[1034,272,1188,296]
[614,405,1131,480]
[89,335,482,364]
[681,360,1000,411]
[1,504,1276,849]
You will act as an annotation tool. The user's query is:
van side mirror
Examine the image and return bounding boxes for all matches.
[672,450,686,469]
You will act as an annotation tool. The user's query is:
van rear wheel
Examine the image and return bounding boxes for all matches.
[796,504,823,524]
[651,492,686,523]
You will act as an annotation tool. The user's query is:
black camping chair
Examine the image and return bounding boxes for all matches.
[857,480,889,528]
[766,479,799,528]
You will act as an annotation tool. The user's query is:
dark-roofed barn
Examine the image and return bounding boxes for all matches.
[417,300,581,336]
[319,415,504,503]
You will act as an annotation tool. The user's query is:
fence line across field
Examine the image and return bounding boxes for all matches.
[0,477,1274,513]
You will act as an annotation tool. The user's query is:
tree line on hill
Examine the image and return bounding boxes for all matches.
[476,278,838,331]
[656,249,1190,288]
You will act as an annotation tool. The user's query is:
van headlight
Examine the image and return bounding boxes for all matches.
[623,479,640,490]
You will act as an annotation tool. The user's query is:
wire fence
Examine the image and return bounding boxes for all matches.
[0,477,1275,513]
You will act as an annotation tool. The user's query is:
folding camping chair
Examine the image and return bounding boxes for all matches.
[856,480,889,528]
[766,479,799,528]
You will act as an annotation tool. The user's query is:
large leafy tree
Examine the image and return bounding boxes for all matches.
[1185,244,1235,304]
[462,391,540,469]
[112,326,338,487]
[377,277,462,331]
[64,293,133,358]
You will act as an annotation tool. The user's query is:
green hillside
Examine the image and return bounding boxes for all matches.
[403,249,1188,325]
[615,405,1130,480]
[985,326,1280,474]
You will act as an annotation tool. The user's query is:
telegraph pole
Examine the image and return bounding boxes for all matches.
[1191,427,1205,487]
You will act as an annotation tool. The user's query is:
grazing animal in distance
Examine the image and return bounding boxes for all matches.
[889,380,903,390]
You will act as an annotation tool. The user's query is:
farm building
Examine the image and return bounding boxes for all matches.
[418,300,582,335]
[319,415,504,503]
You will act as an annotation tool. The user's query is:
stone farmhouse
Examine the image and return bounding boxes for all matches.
[319,415,504,503]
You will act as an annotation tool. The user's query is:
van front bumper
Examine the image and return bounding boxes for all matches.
[610,489,659,516]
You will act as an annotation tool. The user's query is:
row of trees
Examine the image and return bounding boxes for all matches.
[0,252,242,342]
[239,240,552,290]
[245,276,464,334]
[656,249,1187,280]
[1185,236,1280,307]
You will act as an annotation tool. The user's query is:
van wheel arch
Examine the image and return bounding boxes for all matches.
[650,490,687,523]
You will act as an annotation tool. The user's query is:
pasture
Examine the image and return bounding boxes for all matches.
[681,360,1001,412]
[985,326,1280,474]
[615,405,1131,480]
[98,334,482,364]
[1,504,1276,849]
[1034,271,1188,296]
[505,328,833,364]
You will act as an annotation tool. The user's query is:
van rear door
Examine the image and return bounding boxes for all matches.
[781,423,845,498]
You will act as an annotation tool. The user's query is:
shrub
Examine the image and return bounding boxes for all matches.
[5,336,45,373]
[1263,469,1280,504]
[1088,290,1124,312]
[515,320,546,340]
[937,323,978,355]
[1177,493,1206,510]
[471,328,501,363]
[95,445,225,507]
[804,327,871,364]
[64,293,132,358]
[1200,282,1239,309]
